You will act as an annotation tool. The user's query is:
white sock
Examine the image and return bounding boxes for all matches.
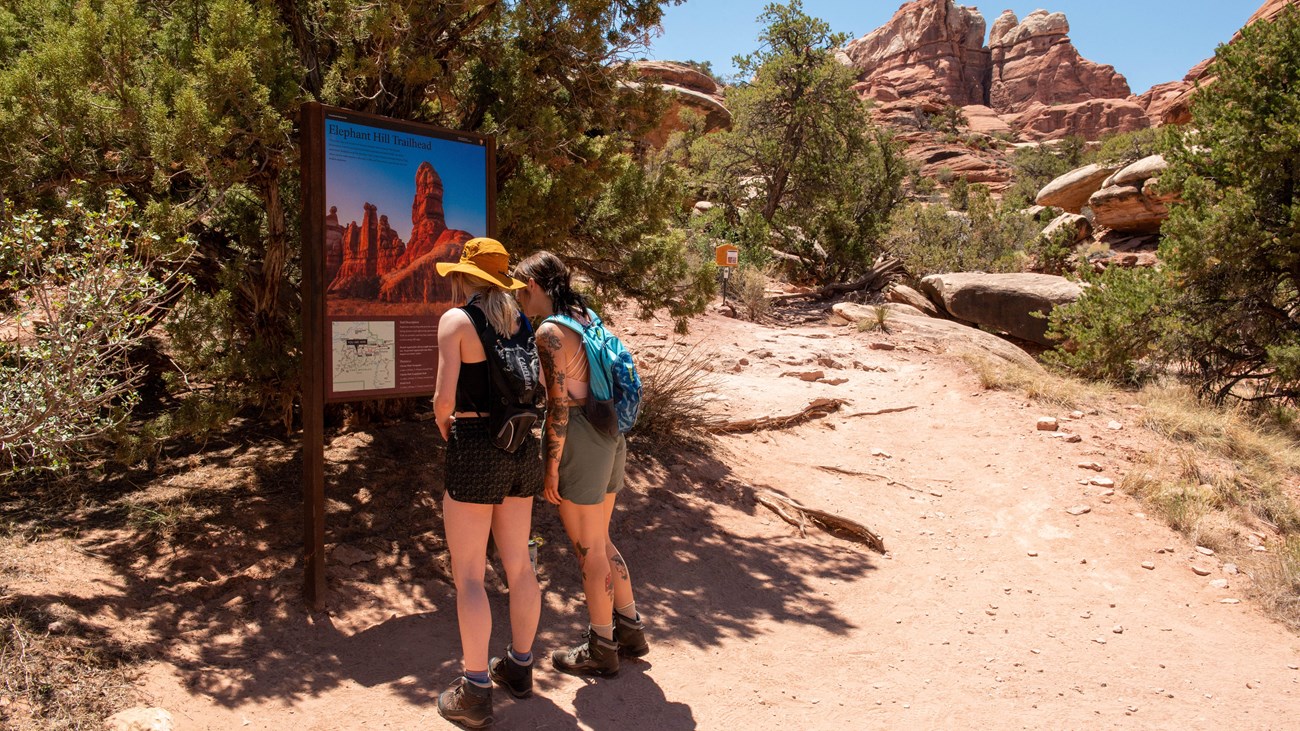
[591,622,615,641]
[615,602,638,620]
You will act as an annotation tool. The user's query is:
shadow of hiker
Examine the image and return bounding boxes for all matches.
[571,664,695,730]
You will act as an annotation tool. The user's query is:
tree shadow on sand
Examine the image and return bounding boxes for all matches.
[0,417,879,719]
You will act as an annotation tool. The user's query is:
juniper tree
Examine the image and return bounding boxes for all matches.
[689,1,905,283]
[0,0,703,447]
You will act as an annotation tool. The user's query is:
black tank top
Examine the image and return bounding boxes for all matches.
[456,360,489,413]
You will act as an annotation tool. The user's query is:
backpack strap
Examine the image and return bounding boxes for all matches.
[543,310,614,402]
[458,303,494,414]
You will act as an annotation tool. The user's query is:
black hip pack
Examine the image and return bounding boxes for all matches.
[461,303,544,453]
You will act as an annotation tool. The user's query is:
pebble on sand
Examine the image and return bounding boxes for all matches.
[1066,505,1092,516]
[1037,417,1059,431]
[1191,566,1212,576]
[1141,561,1156,570]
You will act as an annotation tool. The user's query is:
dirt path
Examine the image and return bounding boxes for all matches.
[8,310,1300,729]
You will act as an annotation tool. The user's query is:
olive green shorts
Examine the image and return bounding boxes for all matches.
[556,406,626,505]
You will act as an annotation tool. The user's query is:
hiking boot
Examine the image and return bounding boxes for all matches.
[614,612,649,658]
[488,646,533,699]
[551,628,619,677]
[437,676,493,728]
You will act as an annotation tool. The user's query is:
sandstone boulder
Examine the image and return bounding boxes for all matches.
[887,284,942,318]
[1102,154,1168,189]
[833,301,1039,368]
[1040,212,1092,244]
[105,707,175,731]
[1035,163,1120,213]
[920,272,1083,345]
[1089,185,1169,234]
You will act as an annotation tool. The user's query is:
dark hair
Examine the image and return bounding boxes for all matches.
[514,251,589,319]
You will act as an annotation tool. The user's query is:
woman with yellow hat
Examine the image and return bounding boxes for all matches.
[432,238,541,728]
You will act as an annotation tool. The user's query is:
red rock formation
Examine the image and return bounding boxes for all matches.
[1014,98,1149,141]
[376,214,404,274]
[325,206,344,284]
[842,2,1152,141]
[902,139,1013,187]
[328,202,382,299]
[1248,0,1297,25]
[378,232,473,305]
[395,162,448,270]
[628,61,730,148]
[377,161,475,304]
[987,10,1132,113]
[840,0,990,108]
[1134,81,1192,125]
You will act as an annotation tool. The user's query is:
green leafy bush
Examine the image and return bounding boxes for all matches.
[883,186,1041,278]
[1045,265,1170,384]
[0,193,188,477]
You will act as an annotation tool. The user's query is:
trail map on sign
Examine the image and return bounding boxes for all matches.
[332,321,396,392]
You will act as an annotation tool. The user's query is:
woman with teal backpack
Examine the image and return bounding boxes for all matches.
[513,250,649,677]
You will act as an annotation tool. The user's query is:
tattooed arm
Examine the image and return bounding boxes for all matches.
[536,321,570,505]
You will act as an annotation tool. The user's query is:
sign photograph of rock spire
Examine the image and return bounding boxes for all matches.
[323,113,490,318]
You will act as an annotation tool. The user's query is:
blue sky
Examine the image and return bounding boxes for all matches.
[325,119,488,241]
[644,1,1261,95]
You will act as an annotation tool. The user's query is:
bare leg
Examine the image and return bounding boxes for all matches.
[558,499,613,629]
[603,492,635,611]
[443,494,493,673]
[491,496,541,654]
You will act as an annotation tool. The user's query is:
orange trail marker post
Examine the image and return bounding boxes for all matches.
[716,244,739,306]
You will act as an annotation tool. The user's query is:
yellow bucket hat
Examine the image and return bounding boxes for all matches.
[435,237,526,290]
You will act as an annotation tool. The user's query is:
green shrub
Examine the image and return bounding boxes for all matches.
[883,186,1043,278]
[948,177,970,210]
[1045,265,1171,384]
[0,192,188,478]
[1094,128,1161,166]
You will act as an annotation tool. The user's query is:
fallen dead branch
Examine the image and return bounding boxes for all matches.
[755,489,886,553]
[816,465,924,494]
[768,255,906,303]
[707,398,845,434]
[844,405,918,418]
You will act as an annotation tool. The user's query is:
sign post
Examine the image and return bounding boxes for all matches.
[299,103,495,609]
[715,244,739,307]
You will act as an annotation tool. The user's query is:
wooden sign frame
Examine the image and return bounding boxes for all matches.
[299,102,496,608]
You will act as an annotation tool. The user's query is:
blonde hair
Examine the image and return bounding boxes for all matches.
[450,272,521,338]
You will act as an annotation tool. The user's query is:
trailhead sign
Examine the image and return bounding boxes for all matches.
[319,107,493,400]
[300,104,496,607]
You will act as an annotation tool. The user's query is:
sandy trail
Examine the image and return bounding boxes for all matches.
[14,310,1299,730]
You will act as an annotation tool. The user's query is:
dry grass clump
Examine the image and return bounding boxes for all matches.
[855,306,892,334]
[631,341,719,456]
[730,266,771,322]
[962,354,1109,409]
[1126,384,1300,628]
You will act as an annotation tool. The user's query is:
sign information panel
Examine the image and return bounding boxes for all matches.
[318,107,494,401]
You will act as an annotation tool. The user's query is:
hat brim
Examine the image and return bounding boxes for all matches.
[435,261,527,290]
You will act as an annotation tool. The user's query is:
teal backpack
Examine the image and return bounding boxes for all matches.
[546,309,642,436]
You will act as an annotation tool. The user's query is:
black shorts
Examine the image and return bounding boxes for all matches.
[445,417,543,504]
